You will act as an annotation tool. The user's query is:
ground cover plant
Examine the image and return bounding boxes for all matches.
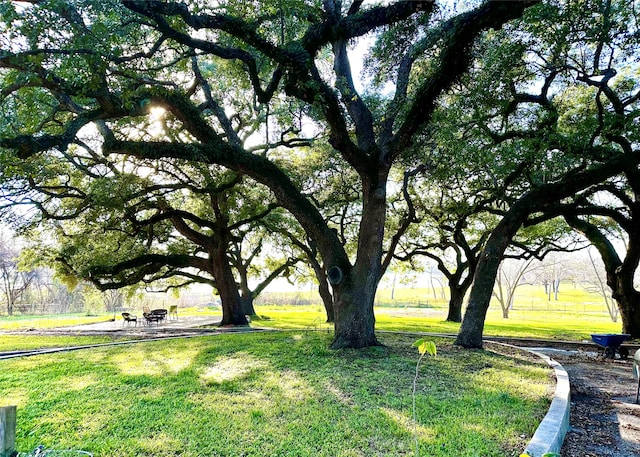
[1,332,551,457]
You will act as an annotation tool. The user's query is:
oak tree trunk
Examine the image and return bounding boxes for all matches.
[565,211,640,339]
[240,293,257,317]
[608,240,640,339]
[456,209,526,348]
[211,243,248,326]
[446,285,466,323]
[613,286,640,339]
[330,271,380,349]
[311,259,334,322]
[329,187,386,349]
[319,281,335,323]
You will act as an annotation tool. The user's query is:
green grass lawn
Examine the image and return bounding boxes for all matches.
[371,283,615,313]
[0,281,614,455]
[254,281,623,342]
[253,303,622,342]
[0,286,623,355]
[0,314,113,330]
[258,282,617,314]
[2,332,551,457]
[0,309,223,352]
[0,314,148,352]
[0,335,142,353]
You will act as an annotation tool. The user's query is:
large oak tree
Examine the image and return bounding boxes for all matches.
[0,0,537,348]
[0,148,298,325]
[560,174,640,338]
[448,0,640,347]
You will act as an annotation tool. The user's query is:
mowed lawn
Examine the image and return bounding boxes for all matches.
[0,283,614,455]
[253,304,622,341]
[255,282,624,341]
[1,332,551,457]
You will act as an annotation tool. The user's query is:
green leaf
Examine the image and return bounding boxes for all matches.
[413,338,437,357]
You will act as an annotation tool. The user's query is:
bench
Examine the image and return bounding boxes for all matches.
[634,349,640,404]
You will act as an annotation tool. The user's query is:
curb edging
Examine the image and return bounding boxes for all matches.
[523,349,571,457]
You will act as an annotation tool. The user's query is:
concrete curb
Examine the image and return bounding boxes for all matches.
[523,349,571,457]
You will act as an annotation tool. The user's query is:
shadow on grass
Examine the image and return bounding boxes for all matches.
[1,332,551,457]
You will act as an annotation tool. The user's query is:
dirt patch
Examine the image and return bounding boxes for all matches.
[548,351,640,457]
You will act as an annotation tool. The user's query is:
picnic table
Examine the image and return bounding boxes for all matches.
[143,309,167,326]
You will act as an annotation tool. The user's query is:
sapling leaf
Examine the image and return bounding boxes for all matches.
[412,338,437,456]
[413,338,437,357]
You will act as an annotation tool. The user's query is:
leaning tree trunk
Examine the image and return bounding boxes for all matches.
[613,216,640,338]
[455,209,526,348]
[609,238,640,339]
[455,252,502,348]
[565,212,640,339]
[613,287,640,339]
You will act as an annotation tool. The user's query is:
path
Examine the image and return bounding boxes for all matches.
[541,351,640,456]
[59,314,222,335]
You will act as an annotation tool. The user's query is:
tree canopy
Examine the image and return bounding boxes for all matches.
[440,0,640,347]
[0,0,541,348]
[2,0,639,349]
